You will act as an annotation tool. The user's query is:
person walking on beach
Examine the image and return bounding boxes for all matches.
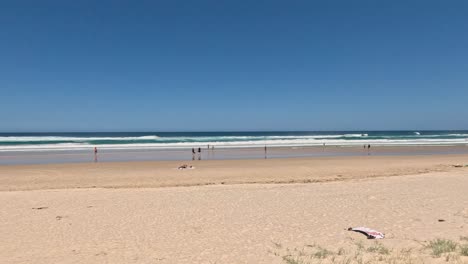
[192,148,195,160]
[198,147,201,160]
[94,147,98,162]
[264,145,267,159]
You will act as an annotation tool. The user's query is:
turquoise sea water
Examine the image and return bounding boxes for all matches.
[1,131,467,152]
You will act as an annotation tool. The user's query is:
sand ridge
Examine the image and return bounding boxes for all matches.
[1,154,467,191]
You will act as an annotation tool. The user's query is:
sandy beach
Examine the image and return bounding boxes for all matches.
[1,155,468,263]
[4,0,468,262]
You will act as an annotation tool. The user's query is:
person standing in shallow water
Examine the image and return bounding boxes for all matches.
[198,147,201,160]
[94,147,98,162]
[192,148,195,160]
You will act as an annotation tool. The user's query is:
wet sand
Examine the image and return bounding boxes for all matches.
[2,144,468,165]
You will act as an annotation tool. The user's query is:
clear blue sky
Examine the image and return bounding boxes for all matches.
[1,0,467,132]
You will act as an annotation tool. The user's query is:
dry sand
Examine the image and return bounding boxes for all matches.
[1,155,468,263]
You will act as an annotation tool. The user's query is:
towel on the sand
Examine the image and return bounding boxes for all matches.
[348,227,385,239]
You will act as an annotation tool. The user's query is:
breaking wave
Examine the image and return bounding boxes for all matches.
[1,131,467,152]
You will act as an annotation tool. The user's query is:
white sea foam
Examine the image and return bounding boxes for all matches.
[1,132,467,153]
[1,137,467,152]
[343,134,365,137]
[0,134,368,144]
[0,135,161,142]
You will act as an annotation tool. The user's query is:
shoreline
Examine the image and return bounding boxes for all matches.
[1,154,467,191]
[2,144,468,165]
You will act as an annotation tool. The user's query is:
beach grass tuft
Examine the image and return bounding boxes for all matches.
[354,241,365,251]
[282,255,306,264]
[426,238,457,257]
[273,238,468,264]
[366,242,390,255]
[312,246,334,259]
[460,244,468,256]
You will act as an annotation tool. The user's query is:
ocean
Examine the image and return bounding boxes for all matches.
[1,131,468,152]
